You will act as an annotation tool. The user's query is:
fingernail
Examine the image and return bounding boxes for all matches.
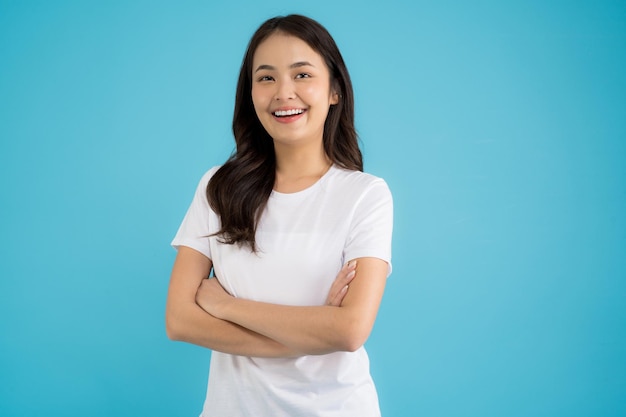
[348,260,356,269]
[347,270,356,279]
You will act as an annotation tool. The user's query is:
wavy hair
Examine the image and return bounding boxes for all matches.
[207,14,362,251]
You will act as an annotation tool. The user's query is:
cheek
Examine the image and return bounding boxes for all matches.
[302,84,323,99]
[251,86,269,110]
[303,82,334,107]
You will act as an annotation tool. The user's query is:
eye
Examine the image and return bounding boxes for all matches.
[295,73,311,79]
[257,75,274,82]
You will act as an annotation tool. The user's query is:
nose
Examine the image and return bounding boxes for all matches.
[274,78,296,101]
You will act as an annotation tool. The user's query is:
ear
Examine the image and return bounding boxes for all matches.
[330,90,339,105]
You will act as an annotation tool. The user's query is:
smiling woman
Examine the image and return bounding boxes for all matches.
[166,14,393,417]
[251,35,339,151]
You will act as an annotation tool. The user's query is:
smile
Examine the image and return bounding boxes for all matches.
[273,108,305,117]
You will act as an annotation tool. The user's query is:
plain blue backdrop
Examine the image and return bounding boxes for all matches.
[1,1,624,416]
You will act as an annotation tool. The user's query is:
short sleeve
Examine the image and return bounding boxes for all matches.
[170,167,219,260]
[343,179,394,276]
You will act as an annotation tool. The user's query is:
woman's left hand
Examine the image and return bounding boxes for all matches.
[196,278,232,319]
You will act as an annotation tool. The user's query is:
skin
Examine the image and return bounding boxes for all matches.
[195,258,387,354]
[166,246,357,357]
[251,33,339,192]
[166,32,388,357]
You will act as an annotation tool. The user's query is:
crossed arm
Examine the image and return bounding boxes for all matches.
[165,246,388,357]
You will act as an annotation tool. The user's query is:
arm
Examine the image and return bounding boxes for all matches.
[165,246,297,357]
[166,246,357,357]
[196,257,388,355]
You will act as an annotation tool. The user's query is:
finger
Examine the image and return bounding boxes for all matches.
[325,260,356,303]
[326,262,357,304]
[326,278,346,305]
[328,280,351,306]
[345,260,357,278]
[326,289,341,306]
[338,260,355,275]
[338,269,356,287]
[328,284,350,307]
[326,284,343,306]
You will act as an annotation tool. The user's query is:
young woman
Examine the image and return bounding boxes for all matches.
[166,14,393,416]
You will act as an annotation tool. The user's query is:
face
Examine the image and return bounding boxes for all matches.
[251,33,339,149]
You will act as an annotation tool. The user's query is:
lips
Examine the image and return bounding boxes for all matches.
[273,108,305,117]
[271,107,307,123]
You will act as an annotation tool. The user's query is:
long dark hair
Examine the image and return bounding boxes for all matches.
[207,14,361,251]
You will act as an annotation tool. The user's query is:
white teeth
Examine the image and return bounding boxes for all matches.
[274,109,304,117]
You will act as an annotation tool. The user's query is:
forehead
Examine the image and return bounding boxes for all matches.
[252,33,326,69]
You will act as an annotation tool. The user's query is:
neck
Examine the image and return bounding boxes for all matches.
[273,143,332,193]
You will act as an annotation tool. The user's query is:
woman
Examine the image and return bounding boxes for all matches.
[166,14,393,416]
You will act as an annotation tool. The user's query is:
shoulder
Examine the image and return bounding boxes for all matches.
[325,166,392,200]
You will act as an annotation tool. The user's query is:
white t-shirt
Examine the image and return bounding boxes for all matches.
[172,164,393,417]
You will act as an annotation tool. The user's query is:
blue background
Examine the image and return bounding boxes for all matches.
[1,1,624,416]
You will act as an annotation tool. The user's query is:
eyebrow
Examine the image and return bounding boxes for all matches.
[254,61,315,73]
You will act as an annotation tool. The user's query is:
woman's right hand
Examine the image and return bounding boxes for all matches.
[325,260,357,306]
